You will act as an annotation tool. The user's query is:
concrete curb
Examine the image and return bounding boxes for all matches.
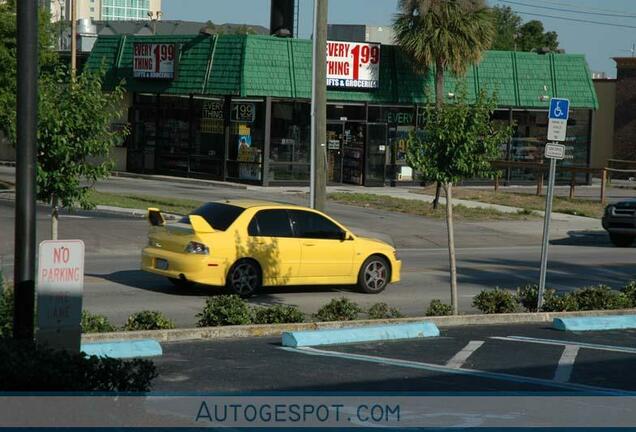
[553,314,636,331]
[94,205,182,220]
[281,322,440,347]
[111,171,248,190]
[81,308,636,344]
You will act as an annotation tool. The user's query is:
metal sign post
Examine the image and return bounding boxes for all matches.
[537,98,569,310]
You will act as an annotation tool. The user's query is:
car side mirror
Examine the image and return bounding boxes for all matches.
[340,231,353,241]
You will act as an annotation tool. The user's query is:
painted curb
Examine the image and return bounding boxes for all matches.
[281,321,440,347]
[81,339,163,359]
[81,308,636,344]
[553,314,636,331]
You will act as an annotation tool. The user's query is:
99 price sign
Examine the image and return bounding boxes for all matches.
[133,43,177,79]
[327,41,381,89]
[231,103,256,123]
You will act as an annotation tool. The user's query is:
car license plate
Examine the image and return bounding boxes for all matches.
[155,258,168,270]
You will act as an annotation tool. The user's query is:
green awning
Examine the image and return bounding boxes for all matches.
[86,34,598,109]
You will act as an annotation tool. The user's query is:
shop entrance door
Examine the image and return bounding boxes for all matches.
[128,106,158,173]
[326,122,344,184]
[365,123,388,186]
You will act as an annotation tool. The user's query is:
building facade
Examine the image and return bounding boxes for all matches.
[50,0,162,22]
[86,34,598,187]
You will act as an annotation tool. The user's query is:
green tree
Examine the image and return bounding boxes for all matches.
[406,89,512,314]
[0,0,58,143]
[38,68,129,239]
[393,0,495,208]
[491,6,559,52]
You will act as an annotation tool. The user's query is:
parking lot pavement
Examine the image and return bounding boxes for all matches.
[153,323,636,394]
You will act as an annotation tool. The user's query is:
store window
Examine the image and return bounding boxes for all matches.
[227,100,265,182]
[327,104,366,121]
[369,106,417,182]
[510,110,548,181]
[190,97,225,179]
[269,102,311,182]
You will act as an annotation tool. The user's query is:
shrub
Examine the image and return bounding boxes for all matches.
[197,295,253,327]
[425,299,453,316]
[541,292,579,312]
[517,284,562,312]
[123,311,175,331]
[473,288,518,314]
[0,281,13,338]
[367,303,404,320]
[0,339,157,391]
[621,281,636,307]
[81,311,116,333]
[570,285,632,311]
[314,298,361,322]
[252,305,305,324]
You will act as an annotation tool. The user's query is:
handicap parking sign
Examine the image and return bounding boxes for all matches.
[549,98,570,121]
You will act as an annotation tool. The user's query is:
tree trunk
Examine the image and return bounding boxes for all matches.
[444,182,459,315]
[51,195,59,241]
[432,60,445,209]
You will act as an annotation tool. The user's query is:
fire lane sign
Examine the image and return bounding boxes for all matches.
[36,240,85,352]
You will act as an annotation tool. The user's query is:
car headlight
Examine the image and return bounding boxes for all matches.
[185,241,209,255]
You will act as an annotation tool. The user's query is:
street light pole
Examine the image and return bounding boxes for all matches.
[310,0,327,211]
[71,0,77,77]
[14,0,39,340]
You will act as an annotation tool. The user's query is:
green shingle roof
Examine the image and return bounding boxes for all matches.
[86,34,598,109]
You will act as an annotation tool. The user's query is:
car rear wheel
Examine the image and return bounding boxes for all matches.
[357,255,391,294]
[609,233,634,247]
[168,277,195,289]
[226,260,262,298]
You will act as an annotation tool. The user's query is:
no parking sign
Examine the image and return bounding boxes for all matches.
[36,240,85,352]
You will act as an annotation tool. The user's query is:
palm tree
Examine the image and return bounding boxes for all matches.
[394,0,495,109]
[394,0,495,314]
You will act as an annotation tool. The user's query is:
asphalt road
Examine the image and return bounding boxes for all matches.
[153,323,636,393]
[1,174,635,327]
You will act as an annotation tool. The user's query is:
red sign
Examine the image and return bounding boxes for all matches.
[133,43,177,79]
[326,41,381,89]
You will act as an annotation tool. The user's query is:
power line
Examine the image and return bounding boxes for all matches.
[500,8,636,30]
[499,0,636,19]
[512,0,636,17]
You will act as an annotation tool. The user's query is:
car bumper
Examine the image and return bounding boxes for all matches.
[602,216,636,235]
[391,259,402,283]
[141,247,227,286]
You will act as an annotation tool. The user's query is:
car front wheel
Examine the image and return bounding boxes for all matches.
[357,255,391,294]
[226,260,262,298]
[609,233,634,247]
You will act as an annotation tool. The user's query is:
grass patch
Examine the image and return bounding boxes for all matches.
[411,186,604,218]
[89,191,203,215]
[328,193,538,221]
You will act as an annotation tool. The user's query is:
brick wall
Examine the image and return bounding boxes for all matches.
[613,58,636,160]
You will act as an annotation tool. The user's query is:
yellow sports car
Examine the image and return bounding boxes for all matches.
[141,200,401,297]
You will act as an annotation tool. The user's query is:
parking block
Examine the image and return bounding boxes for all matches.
[81,339,163,358]
[281,322,440,347]
[553,315,636,332]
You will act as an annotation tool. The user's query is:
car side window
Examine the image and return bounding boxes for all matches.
[289,210,344,240]
[249,210,294,238]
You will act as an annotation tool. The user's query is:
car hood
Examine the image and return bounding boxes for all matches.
[357,235,395,250]
[613,199,636,209]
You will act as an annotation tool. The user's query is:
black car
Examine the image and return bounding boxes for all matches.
[602,199,636,247]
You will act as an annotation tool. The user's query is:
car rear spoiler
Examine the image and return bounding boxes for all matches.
[148,208,165,226]
[188,215,215,234]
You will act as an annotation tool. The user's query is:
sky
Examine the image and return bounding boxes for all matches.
[162,0,636,77]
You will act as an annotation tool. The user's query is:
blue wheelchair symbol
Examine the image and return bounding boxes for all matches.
[549,98,570,121]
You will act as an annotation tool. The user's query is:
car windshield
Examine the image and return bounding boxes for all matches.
[179,203,245,231]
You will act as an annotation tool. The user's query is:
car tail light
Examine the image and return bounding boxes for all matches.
[185,241,209,255]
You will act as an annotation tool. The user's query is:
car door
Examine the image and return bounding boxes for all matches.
[247,209,301,285]
[289,210,354,279]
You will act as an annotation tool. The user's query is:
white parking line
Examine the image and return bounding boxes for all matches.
[554,345,580,383]
[281,346,631,395]
[445,341,484,369]
[491,336,636,354]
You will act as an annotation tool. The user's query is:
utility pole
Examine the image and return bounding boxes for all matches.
[310,0,327,211]
[71,0,77,77]
[14,0,39,340]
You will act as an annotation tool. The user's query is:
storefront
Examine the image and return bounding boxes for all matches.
[87,34,598,186]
